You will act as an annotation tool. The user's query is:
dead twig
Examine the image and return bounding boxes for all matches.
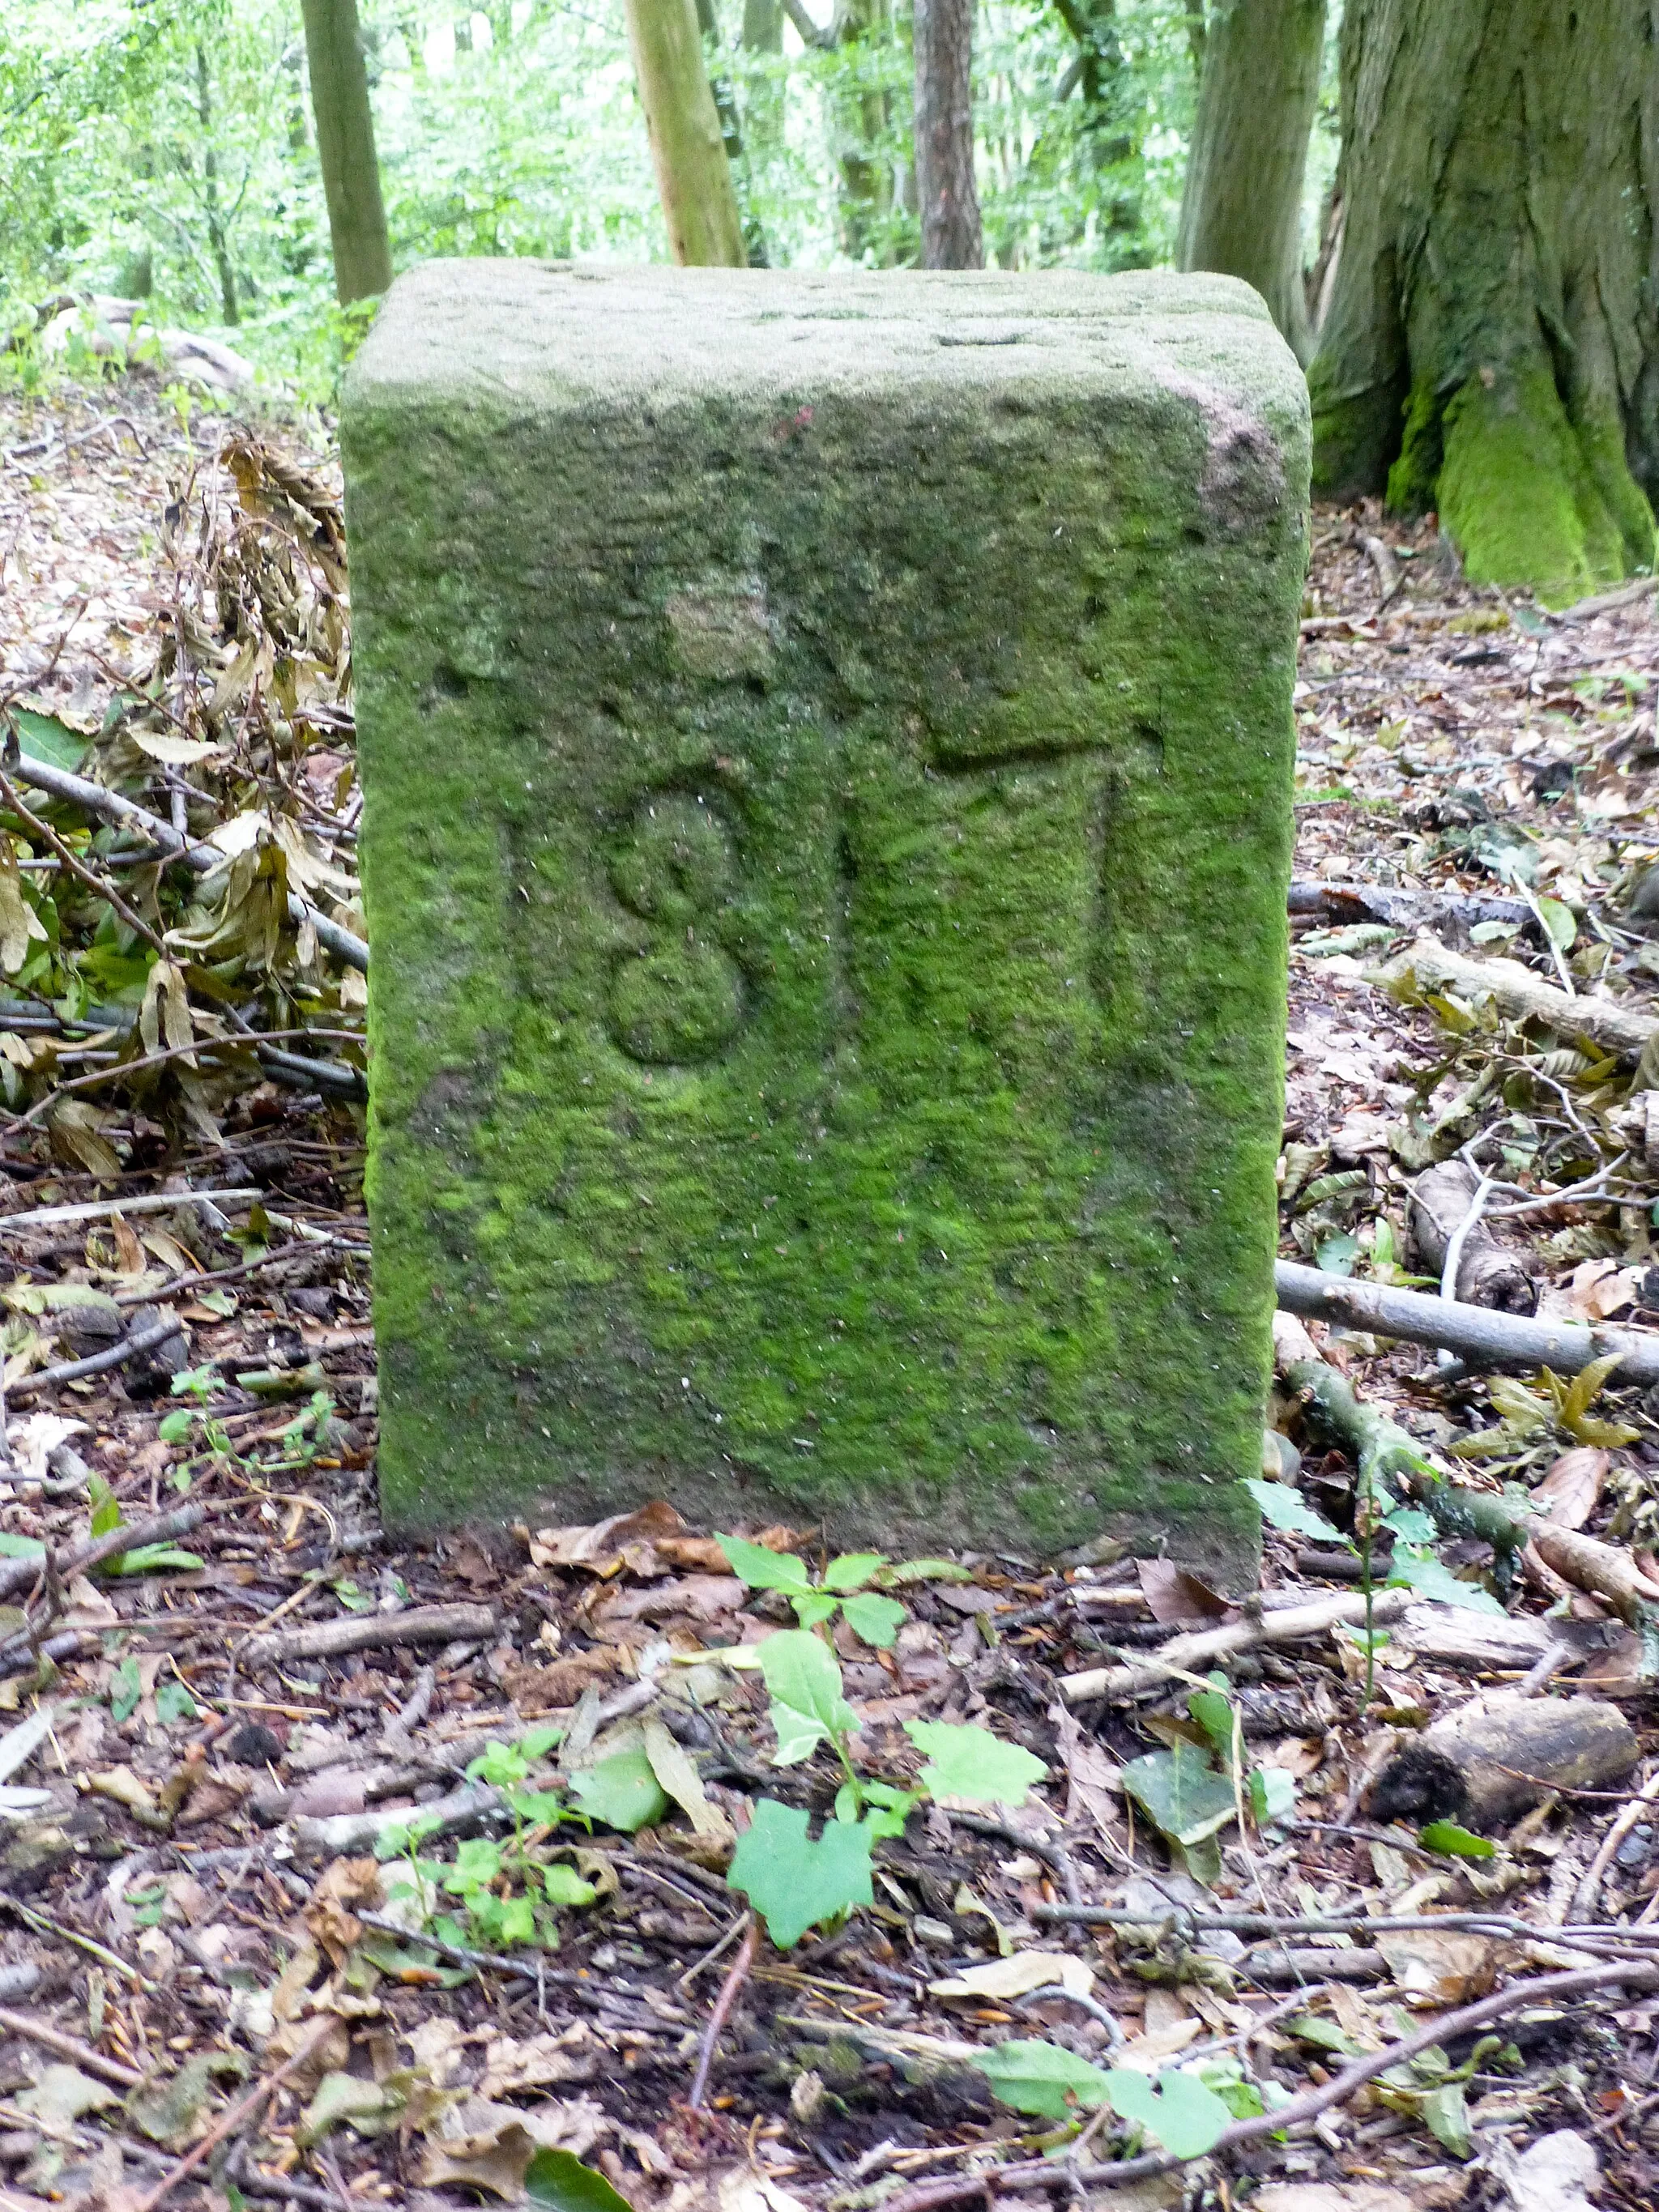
[0,2004,144,2088]
[242,1600,497,1668]
[130,2015,336,2212]
[689,1916,756,2111]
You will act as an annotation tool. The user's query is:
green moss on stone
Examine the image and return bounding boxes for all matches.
[343,266,1309,1581]
[1438,362,1657,607]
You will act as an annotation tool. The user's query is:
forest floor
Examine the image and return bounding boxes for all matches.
[1,375,1658,2212]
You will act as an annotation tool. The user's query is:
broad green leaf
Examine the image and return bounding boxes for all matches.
[157,1410,195,1444]
[542,1864,598,1907]
[717,1534,812,1595]
[1248,1767,1296,1825]
[569,1747,670,1833]
[11,709,90,774]
[905,1720,1046,1809]
[109,1656,141,1724]
[1105,2068,1234,2157]
[882,1558,972,1585]
[1538,897,1576,950]
[1385,1546,1504,1615]
[1418,1820,1495,1860]
[1316,1231,1360,1276]
[821,1553,885,1592]
[1120,1744,1237,1848]
[1242,1477,1351,1548]
[1186,1686,1236,1771]
[155,1680,196,1723]
[1416,2079,1473,2159]
[87,1475,122,1541]
[1382,1506,1437,1543]
[840,1592,907,1648]
[0,1534,44,1561]
[106,1545,203,1575]
[296,2071,395,2147]
[790,1592,840,1631]
[1287,2014,1356,2054]
[756,1629,858,1767]
[970,2037,1113,2120]
[726,1796,872,1948]
[526,2148,634,2212]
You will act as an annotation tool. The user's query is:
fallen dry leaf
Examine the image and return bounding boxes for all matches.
[1375,1928,1498,2006]
[928,1950,1095,2001]
[1533,1446,1610,1530]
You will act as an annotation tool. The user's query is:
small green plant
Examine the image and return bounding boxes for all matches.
[727,1626,1052,1943]
[86,1475,202,1575]
[719,1532,965,1648]
[1120,1676,1297,1885]
[380,1726,595,1953]
[970,2037,1247,2155]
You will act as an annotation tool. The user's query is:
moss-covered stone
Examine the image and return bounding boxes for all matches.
[343,263,1308,1580]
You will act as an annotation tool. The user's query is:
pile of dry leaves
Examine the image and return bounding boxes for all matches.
[1,380,1659,2212]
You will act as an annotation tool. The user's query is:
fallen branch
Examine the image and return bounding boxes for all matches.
[689,1916,756,2110]
[0,1188,256,1235]
[130,2014,337,2212]
[8,1312,183,1399]
[1058,1586,1414,1703]
[5,753,369,974]
[1368,936,1657,1062]
[243,1600,497,1669]
[1275,1259,1659,1383]
[883,1961,1659,2206]
[0,1502,207,1603]
[0,2003,144,2088]
[1409,1158,1537,1313]
[1367,1691,1639,1828]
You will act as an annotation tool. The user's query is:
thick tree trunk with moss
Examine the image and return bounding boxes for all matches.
[1176,0,1324,363]
[301,0,393,305]
[625,0,748,266]
[1309,0,1659,607]
[914,0,982,266]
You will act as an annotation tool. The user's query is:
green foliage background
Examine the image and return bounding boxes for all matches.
[0,1,1337,404]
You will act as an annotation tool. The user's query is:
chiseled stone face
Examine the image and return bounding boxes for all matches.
[343,262,1308,1582]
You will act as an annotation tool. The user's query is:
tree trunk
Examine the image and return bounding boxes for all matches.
[301,0,394,305]
[1052,1,1145,258]
[194,45,240,326]
[625,0,748,265]
[1308,0,1659,608]
[695,0,769,262]
[1175,0,1324,363]
[913,0,982,267]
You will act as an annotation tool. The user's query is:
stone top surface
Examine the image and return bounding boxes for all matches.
[348,261,1303,417]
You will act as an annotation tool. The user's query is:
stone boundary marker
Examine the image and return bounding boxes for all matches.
[343,262,1308,1583]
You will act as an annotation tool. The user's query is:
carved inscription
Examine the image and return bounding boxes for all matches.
[607,791,746,1064]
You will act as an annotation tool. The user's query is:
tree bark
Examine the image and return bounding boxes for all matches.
[625,0,748,265]
[913,0,982,267]
[301,0,394,305]
[193,45,240,326]
[1308,0,1659,607]
[1175,0,1325,362]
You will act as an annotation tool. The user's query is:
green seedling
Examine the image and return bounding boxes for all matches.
[86,1474,202,1575]
[719,1533,964,1648]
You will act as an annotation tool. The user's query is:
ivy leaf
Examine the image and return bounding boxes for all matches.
[1242,1477,1351,1548]
[1120,1743,1237,1848]
[821,1553,885,1592]
[1385,1546,1505,1615]
[726,1796,873,1948]
[718,1534,813,1595]
[569,1747,670,1833]
[155,1680,196,1724]
[970,2038,1113,2120]
[0,1535,44,1562]
[904,1720,1046,1808]
[840,1592,906,1649]
[1105,2068,1234,2157]
[755,1630,858,1767]
[105,1545,203,1575]
[526,2150,634,2212]
[542,1865,599,1907]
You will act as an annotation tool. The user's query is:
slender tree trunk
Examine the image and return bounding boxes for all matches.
[194,44,240,326]
[625,0,748,265]
[830,0,899,264]
[913,0,981,267]
[301,0,394,304]
[1183,0,1206,75]
[1052,0,1144,257]
[1176,0,1324,363]
[741,0,784,155]
[695,0,769,262]
[1309,0,1659,607]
